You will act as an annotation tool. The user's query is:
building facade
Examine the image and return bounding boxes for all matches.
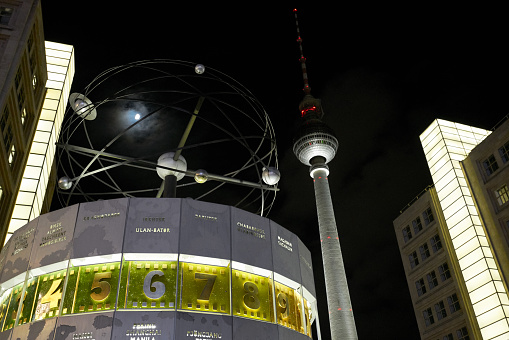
[394,117,509,339]
[0,0,74,244]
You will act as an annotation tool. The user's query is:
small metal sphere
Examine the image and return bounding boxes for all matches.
[195,64,205,74]
[194,169,209,184]
[58,176,73,190]
[156,152,187,181]
[262,167,280,185]
[69,93,97,120]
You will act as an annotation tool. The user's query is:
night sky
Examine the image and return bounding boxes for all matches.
[41,2,509,339]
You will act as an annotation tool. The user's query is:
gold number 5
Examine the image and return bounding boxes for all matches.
[91,272,111,302]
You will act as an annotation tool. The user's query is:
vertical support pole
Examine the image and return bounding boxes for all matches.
[163,175,177,198]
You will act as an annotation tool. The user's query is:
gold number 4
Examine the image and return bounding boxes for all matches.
[41,279,62,309]
[91,272,111,302]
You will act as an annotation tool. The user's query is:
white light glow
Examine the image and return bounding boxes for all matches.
[421,119,509,337]
[6,42,74,241]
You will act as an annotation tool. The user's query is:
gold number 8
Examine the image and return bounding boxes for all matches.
[243,282,260,310]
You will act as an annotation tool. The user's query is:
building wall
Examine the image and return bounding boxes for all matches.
[462,118,509,289]
[0,0,74,245]
[0,0,47,244]
[395,117,509,339]
[394,188,476,339]
[6,41,74,239]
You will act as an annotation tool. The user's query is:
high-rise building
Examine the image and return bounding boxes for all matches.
[394,117,509,339]
[0,0,74,244]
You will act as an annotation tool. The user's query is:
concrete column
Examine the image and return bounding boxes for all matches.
[311,164,357,340]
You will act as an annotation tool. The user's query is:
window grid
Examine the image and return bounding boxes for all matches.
[423,207,434,225]
[413,217,423,234]
[423,307,434,327]
[435,300,447,320]
[415,278,426,296]
[402,225,412,242]
[430,234,442,252]
[447,293,461,314]
[499,141,509,163]
[443,334,453,340]
[482,154,499,176]
[495,185,509,206]
[438,263,451,282]
[456,327,469,340]
[419,243,430,261]
[409,251,419,269]
[427,271,438,290]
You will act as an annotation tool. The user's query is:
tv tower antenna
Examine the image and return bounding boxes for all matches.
[292,9,358,340]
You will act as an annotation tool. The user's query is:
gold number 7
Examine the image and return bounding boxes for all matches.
[194,273,216,302]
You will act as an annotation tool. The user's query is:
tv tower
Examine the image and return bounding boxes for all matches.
[292,9,358,340]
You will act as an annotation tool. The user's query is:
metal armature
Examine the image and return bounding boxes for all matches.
[56,60,280,216]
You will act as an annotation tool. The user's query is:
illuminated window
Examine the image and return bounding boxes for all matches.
[0,7,13,25]
[430,234,442,252]
[447,293,461,313]
[0,184,3,201]
[423,308,434,326]
[456,327,469,340]
[21,108,26,125]
[482,154,499,176]
[422,207,434,225]
[8,144,16,166]
[413,217,423,234]
[499,141,509,163]
[495,185,509,206]
[438,263,451,282]
[402,226,412,242]
[1,109,13,154]
[443,334,453,340]
[427,271,438,290]
[419,243,430,261]
[409,251,419,269]
[415,278,426,296]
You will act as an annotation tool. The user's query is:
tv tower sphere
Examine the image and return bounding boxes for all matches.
[293,96,338,167]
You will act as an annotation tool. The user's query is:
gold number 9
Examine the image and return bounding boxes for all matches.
[277,292,288,320]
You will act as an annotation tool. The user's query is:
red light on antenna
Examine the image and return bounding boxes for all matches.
[293,8,298,12]
[301,105,317,117]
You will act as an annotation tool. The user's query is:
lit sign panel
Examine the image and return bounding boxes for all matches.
[0,198,317,338]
